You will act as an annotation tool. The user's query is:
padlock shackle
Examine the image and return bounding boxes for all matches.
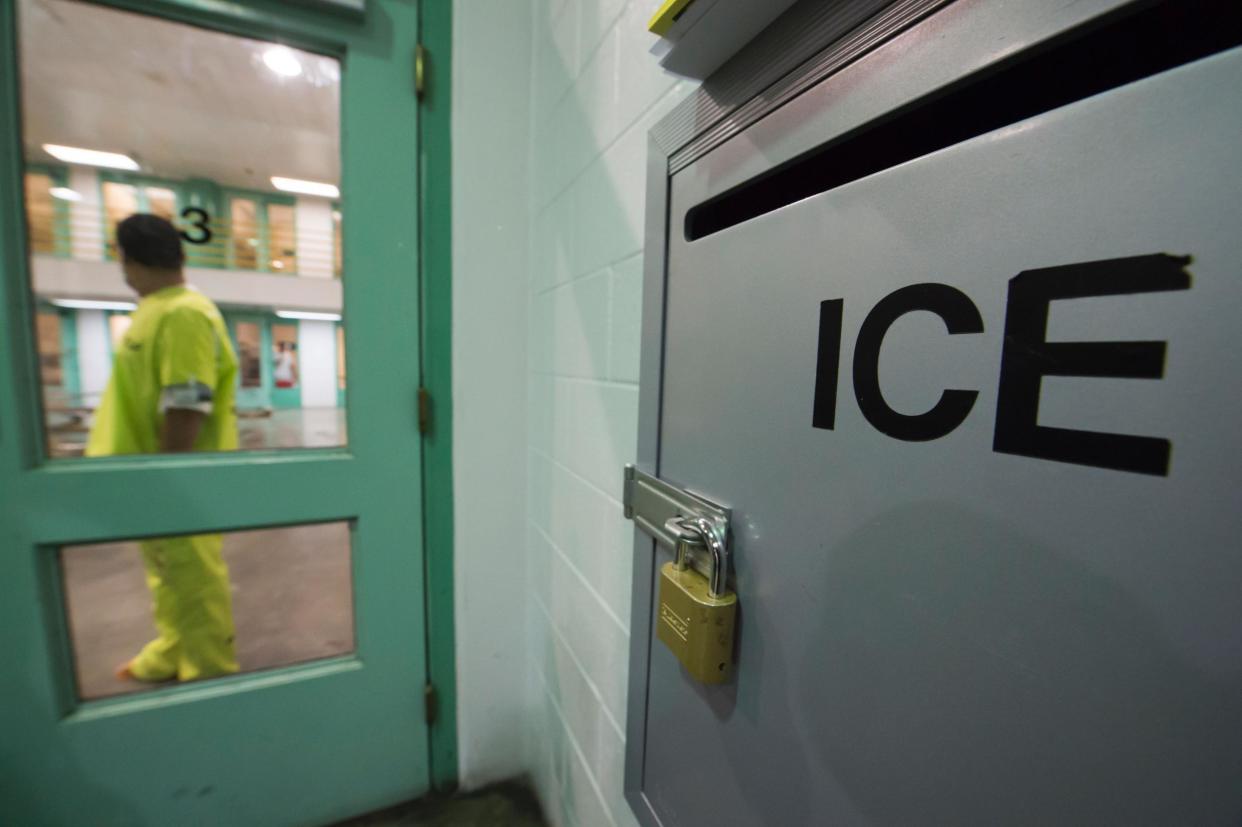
[668,515,729,598]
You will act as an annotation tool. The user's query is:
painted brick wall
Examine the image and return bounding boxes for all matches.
[523,1,693,825]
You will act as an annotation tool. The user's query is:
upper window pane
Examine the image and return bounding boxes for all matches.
[19,0,347,458]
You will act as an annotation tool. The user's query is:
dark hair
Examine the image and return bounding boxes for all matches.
[116,213,185,269]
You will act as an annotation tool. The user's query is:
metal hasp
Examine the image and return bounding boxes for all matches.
[622,464,731,586]
[625,467,738,684]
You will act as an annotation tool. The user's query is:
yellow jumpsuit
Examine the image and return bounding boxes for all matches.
[86,285,240,682]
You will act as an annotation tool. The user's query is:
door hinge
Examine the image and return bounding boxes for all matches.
[424,682,438,725]
[415,43,427,101]
[418,386,432,434]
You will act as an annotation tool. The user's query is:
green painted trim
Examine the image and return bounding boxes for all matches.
[419,0,457,792]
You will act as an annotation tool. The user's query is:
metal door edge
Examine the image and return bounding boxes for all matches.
[623,134,675,826]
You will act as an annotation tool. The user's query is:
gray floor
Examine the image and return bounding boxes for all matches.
[236,406,347,450]
[63,521,354,699]
[332,782,547,827]
[47,406,347,457]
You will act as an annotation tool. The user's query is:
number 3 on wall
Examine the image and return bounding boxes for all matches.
[180,206,213,245]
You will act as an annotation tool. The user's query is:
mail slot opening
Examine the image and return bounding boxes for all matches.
[683,0,1242,242]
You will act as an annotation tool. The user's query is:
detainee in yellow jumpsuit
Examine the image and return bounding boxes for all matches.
[86,213,240,684]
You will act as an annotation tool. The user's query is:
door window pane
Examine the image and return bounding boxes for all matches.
[144,186,177,221]
[102,181,138,260]
[272,323,299,389]
[235,321,263,389]
[19,0,348,455]
[60,522,355,700]
[36,311,63,387]
[24,172,57,254]
[267,203,297,273]
[231,198,259,270]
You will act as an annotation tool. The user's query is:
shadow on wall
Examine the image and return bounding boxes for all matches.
[795,503,1242,825]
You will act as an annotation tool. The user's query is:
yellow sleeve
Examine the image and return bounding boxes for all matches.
[155,306,220,413]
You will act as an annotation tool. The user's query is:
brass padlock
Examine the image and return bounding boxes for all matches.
[656,515,737,684]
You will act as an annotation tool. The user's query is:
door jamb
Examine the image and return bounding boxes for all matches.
[417,0,457,793]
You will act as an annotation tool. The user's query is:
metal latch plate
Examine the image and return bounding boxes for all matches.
[623,465,730,582]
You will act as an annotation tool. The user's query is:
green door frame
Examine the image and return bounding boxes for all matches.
[417,0,457,793]
[0,0,455,821]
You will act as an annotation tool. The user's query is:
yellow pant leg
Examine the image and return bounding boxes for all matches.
[135,535,239,683]
[129,541,182,681]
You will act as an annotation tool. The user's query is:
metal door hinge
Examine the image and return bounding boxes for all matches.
[424,682,438,725]
[415,43,427,100]
[418,387,432,434]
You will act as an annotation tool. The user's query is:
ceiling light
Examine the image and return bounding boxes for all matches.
[49,187,82,201]
[271,177,340,198]
[276,310,341,321]
[52,299,138,311]
[263,46,303,78]
[42,144,139,171]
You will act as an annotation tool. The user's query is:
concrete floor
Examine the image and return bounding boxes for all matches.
[332,782,547,827]
[236,407,347,450]
[63,521,354,699]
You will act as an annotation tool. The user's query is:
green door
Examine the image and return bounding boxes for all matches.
[0,1,430,824]
[228,313,274,412]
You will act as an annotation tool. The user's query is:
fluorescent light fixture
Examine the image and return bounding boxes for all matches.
[49,187,82,202]
[263,46,303,78]
[276,310,341,321]
[52,299,137,311]
[271,177,339,198]
[43,144,138,171]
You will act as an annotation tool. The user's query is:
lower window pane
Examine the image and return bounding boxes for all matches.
[60,521,355,700]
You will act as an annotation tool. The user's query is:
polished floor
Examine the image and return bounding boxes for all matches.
[333,782,547,827]
[62,521,354,699]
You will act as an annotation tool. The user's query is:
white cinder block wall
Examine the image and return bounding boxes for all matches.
[454,0,693,823]
[450,0,535,790]
[523,1,693,822]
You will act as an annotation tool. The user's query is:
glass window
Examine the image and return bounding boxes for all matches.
[235,321,262,389]
[272,323,299,389]
[230,198,259,270]
[36,311,63,387]
[24,172,57,255]
[102,181,139,260]
[20,0,346,455]
[267,203,297,274]
[60,521,356,700]
[144,186,177,221]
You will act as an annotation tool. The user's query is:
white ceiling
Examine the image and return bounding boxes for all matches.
[19,0,340,192]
